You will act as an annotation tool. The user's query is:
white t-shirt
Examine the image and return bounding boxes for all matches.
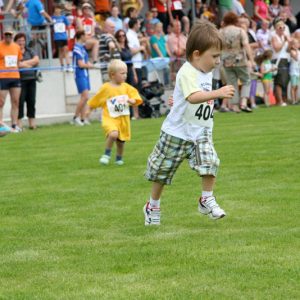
[126,29,142,69]
[290,50,300,76]
[161,62,214,142]
[232,0,245,16]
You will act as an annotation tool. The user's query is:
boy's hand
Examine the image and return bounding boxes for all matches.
[217,85,235,99]
[168,95,174,107]
[127,98,136,105]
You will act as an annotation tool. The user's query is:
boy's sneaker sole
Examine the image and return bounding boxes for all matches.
[143,202,160,226]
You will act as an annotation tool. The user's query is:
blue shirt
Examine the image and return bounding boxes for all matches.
[73,43,89,78]
[150,34,168,58]
[106,16,123,33]
[26,0,46,26]
[52,15,69,41]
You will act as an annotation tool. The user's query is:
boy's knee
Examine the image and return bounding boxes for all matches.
[108,130,119,140]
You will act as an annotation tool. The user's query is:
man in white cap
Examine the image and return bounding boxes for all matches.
[0,27,25,132]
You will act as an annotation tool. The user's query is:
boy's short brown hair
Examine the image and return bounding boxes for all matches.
[186,20,222,61]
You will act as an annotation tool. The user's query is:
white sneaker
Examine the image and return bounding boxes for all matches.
[0,124,11,137]
[198,196,226,220]
[71,117,84,126]
[115,160,124,166]
[11,125,22,133]
[143,201,161,225]
[83,119,91,125]
[99,154,110,165]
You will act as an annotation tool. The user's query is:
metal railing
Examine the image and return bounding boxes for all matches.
[0,15,53,65]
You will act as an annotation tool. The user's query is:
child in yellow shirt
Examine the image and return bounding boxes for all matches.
[87,59,143,165]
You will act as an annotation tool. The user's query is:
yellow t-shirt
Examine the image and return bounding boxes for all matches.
[88,82,142,141]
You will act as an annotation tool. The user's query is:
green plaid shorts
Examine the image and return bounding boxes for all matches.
[145,130,220,185]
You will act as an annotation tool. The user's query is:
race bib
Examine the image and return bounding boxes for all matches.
[83,24,92,35]
[107,95,130,118]
[4,55,18,67]
[183,101,214,128]
[173,1,182,10]
[69,28,76,39]
[54,22,66,33]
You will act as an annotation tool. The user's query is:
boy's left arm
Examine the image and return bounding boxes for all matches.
[127,84,143,106]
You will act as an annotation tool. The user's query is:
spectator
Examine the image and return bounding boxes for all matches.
[14,32,39,130]
[144,11,157,36]
[232,0,248,18]
[98,19,121,82]
[281,0,297,33]
[167,19,187,81]
[239,17,259,53]
[66,14,76,52]
[26,0,52,29]
[188,0,204,23]
[107,5,123,33]
[220,12,254,113]
[271,17,291,106]
[0,27,24,132]
[256,19,271,51]
[72,30,94,126]
[123,6,138,32]
[257,49,276,107]
[269,0,282,19]
[253,0,272,26]
[168,0,190,35]
[218,0,232,24]
[52,4,71,71]
[120,0,143,17]
[127,17,144,119]
[288,38,300,105]
[77,3,99,64]
[150,22,171,85]
[115,29,137,87]
[153,0,168,33]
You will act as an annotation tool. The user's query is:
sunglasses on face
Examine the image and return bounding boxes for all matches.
[4,33,13,37]
[117,34,125,38]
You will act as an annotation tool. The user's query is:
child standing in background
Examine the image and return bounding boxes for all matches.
[52,4,71,71]
[87,60,143,166]
[249,60,262,109]
[289,39,300,105]
[258,49,277,107]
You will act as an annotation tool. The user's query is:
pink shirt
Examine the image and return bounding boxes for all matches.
[167,32,187,58]
[254,0,268,21]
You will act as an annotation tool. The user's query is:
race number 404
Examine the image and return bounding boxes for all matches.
[195,103,214,121]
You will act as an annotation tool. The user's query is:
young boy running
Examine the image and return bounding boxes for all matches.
[144,20,235,225]
[87,59,143,165]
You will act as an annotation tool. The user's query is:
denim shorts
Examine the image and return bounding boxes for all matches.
[145,130,220,185]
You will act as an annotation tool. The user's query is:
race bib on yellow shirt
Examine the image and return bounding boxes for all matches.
[5,55,18,67]
[183,100,214,128]
[54,22,66,33]
[107,95,130,118]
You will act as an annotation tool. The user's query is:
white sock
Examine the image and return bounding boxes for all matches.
[150,197,160,208]
[202,191,213,198]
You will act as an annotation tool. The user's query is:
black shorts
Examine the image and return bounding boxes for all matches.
[54,40,68,49]
[171,10,185,21]
[0,78,21,90]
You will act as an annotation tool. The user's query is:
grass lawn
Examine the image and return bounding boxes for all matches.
[0,106,299,299]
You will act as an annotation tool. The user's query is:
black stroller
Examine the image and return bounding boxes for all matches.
[138,79,168,118]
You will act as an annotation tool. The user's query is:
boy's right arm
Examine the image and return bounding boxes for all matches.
[187,85,235,104]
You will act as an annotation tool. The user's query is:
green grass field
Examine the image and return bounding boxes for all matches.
[1,106,300,299]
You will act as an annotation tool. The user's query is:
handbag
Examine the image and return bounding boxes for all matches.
[35,70,43,82]
[273,40,287,76]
